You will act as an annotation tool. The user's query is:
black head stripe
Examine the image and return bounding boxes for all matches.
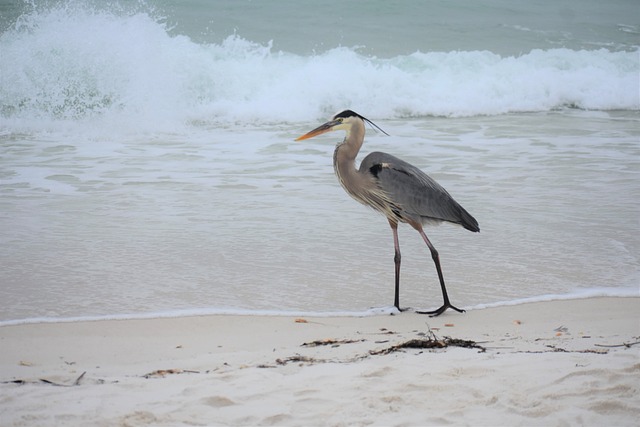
[332,110,389,136]
[333,109,359,119]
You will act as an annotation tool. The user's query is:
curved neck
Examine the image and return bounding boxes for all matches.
[333,119,368,197]
[333,118,365,167]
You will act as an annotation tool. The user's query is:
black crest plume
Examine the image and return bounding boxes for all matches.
[333,110,390,136]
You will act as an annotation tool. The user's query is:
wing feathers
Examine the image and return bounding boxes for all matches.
[361,152,479,232]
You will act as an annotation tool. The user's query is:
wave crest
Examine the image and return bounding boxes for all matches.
[1,3,638,133]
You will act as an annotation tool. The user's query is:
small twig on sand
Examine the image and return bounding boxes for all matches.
[301,338,365,347]
[72,371,86,386]
[39,371,86,387]
[594,340,640,349]
[275,355,329,365]
[143,369,200,379]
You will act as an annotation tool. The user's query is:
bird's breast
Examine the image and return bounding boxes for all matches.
[333,153,402,222]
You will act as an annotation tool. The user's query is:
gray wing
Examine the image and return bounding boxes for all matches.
[360,152,479,232]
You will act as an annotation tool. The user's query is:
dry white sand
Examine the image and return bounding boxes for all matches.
[1,297,639,426]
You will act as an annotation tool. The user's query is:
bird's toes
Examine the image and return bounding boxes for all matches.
[416,304,465,317]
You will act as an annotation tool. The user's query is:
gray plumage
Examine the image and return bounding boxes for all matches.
[296,109,479,316]
[359,151,479,232]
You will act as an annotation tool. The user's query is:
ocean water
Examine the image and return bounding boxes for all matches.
[1,0,638,324]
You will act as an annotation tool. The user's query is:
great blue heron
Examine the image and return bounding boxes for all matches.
[295,110,479,316]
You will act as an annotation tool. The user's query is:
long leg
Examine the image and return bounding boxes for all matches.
[389,220,402,311]
[415,226,465,317]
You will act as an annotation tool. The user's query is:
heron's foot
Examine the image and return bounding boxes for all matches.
[416,303,466,317]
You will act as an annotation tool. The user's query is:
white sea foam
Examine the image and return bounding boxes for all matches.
[1,4,638,135]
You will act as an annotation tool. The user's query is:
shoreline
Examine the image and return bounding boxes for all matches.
[1,297,639,426]
[2,288,637,327]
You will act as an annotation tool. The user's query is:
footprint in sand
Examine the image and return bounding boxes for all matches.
[201,395,237,407]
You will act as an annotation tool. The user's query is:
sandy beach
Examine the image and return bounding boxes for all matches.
[0,297,638,426]
[2,2,638,426]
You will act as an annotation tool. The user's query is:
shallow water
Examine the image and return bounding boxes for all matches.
[1,111,638,322]
[1,1,638,322]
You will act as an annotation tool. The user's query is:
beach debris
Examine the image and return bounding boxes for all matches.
[294,318,329,325]
[3,379,27,385]
[548,345,609,354]
[520,346,609,354]
[275,355,326,366]
[513,320,522,325]
[2,373,116,387]
[143,368,200,378]
[554,325,570,336]
[594,340,640,349]
[272,332,487,367]
[444,323,455,327]
[370,337,486,355]
[19,360,33,367]
[301,338,364,347]
[39,371,86,387]
[546,345,569,352]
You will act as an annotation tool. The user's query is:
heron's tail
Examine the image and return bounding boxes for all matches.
[459,206,480,233]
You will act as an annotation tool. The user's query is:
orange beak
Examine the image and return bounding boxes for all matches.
[295,119,341,141]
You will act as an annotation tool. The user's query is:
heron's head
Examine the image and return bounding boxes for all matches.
[295,110,388,141]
